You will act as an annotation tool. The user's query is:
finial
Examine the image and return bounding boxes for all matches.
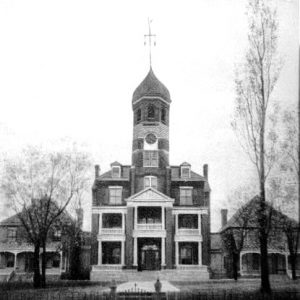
[144,18,156,68]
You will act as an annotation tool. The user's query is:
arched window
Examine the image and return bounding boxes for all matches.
[147,105,155,119]
[136,109,141,123]
[161,108,166,123]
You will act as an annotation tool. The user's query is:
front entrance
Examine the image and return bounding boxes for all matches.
[138,238,161,271]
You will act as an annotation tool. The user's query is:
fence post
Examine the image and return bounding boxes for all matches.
[109,279,117,300]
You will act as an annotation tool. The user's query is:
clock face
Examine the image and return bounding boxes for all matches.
[145,133,157,145]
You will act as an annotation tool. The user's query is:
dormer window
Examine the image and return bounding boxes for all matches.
[144,176,158,189]
[181,166,191,178]
[147,105,155,119]
[111,166,121,178]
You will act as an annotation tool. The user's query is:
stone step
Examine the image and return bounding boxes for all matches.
[91,268,210,282]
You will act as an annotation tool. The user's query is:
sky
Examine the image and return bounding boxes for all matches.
[0,0,298,231]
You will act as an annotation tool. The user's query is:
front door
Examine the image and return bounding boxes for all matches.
[144,249,159,270]
[138,238,161,271]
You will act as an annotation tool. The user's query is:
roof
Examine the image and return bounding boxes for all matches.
[132,68,171,104]
[220,196,298,232]
[170,167,210,191]
[0,214,22,226]
[111,161,122,166]
[180,162,191,166]
[96,165,131,181]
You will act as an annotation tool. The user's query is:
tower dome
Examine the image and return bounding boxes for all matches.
[132,68,171,104]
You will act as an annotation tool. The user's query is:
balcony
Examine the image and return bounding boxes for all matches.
[177,228,200,235]
[136,224,162,230]
[100,228,124,235]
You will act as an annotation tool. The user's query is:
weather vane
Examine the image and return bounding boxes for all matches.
[144,18,156,67]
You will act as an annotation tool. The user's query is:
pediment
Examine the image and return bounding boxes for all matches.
[126,188,174,204]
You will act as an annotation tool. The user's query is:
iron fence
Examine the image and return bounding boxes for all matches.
[0,291,300,300]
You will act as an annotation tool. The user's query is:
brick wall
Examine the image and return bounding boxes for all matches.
[165,207,174,268]
[125,207,134,267]
[90,213,99,265]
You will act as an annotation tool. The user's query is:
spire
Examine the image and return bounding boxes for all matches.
[144,18,156,68]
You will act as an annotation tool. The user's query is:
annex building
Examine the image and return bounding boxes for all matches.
[90,68,211,281]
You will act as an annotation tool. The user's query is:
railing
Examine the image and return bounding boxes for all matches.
[176,228,200,235]
[136,224,162,230]
[100,228,124,235]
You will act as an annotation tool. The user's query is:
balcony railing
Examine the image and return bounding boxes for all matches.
[177,228,200,235]
[136,224,163,230]
[100,228,124,235]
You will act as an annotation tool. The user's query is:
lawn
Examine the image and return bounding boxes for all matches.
[1,278,300,300]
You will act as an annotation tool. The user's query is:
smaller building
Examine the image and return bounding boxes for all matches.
[210,197,300,279]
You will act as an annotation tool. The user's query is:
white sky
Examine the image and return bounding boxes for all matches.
[0,0,298,231]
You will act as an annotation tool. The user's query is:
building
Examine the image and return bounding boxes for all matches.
[91,68,211,280]
[0,212,68,281]
[210,197,300,279]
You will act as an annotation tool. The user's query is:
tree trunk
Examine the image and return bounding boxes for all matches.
[41,241,47,288]
[259,108,271,294]
[33,243,41,288]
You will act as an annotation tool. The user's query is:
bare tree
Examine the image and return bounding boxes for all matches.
[1,145,92,288]
[232,0,282,293]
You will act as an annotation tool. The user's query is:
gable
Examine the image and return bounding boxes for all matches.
[126,187,174,206]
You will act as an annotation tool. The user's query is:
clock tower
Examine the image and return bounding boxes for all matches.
[131,67,171,169]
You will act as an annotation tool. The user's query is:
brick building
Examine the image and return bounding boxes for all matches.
[210,197,300,279]
[90,68,211,280]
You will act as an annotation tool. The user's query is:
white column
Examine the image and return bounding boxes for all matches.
[175,242,179,267]
[198,242,202,266]
[161,238,166,266]
[60,251,63,271]
[285,254,289,272]
[134,207,138,229]
[99,213,102,234]
[133,237,138,266]
[240,252,243,276]
[175,214,178,235]
[162,207,165,230]
[122,213,125,232]
[121,241,125,266]
[198,213,201,235]
[14,253,17,270]
[98,241,102,265]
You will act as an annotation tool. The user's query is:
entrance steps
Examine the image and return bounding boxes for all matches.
[91,266,210,282]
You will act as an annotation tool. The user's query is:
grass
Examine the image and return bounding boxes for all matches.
[1,277,300,299]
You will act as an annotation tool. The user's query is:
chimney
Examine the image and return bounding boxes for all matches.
[221,209,228,228]
[203,164,208,179]
[95,164,100,179]
[76,208,84,229]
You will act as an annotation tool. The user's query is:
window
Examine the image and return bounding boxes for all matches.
[181,167,191,178]
[6,254,14,268]
[143,151,158,167]
[179,242,198,265]
[178,214,198,229]
[53,229,61,241]
[136,109,141,123]
[144,176,158,189]
[180,187,193,205]
[111,166,121,178]
[102,242,121,264]
[102,213,122,228]
[7,228,17,240]
[109,187,122,204]
[161,108,166,124]
[147,105,155,119]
